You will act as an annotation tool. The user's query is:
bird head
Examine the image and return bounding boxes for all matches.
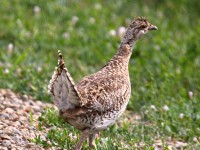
[121,17,157,47]
[131,17,157,35]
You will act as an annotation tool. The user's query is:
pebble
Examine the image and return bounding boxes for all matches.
[0,89,54,149]
[10,114,19,121]
[19,116,27,122]
[12,128,21,135]
[0,113,10,119]
[2,140,12,148]
[12,121,21,127]
[0,134,11,140]
[4,107,14,114]
[0,124,3,130]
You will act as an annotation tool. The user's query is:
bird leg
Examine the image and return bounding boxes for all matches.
[89,134,96,149]
[74,129,90,150]
[88,132,100,149]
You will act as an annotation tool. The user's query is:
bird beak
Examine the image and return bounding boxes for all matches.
[148,24,158,30]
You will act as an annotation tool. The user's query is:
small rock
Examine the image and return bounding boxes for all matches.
[26,143,35,148]
[4,126,20,136]
[0,134,11,140]
[2,119,10,125]
[16,99,23,104]
[12,135,24,145]
[24,106,31,112]
[28,126,35,131]
[12,121,21,127]
[0,124,4,130]
[19,116,27,122]
[12,128,21,135]
[29,100,34,106]
[0,104,5,109]
[32,105,40,111]
[27,131,36,139]
[10,114,19,121]
[0,113,10,119]
[2,140,12,148]
[4,107,14,114]
[36,101,43,106]
[16,110,24,116]
[0,146,8,150]
[3,101,15,108]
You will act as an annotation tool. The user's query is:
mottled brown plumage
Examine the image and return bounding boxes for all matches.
[48,17,157,150]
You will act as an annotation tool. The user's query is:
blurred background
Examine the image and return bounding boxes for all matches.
[0,0,200,148]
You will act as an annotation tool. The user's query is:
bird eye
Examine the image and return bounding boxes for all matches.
[141,25,146,29]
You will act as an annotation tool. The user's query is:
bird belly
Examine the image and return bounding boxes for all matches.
[63,97,130,133]
[63,111,116,133]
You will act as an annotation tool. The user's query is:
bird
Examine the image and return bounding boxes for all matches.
[48,17,157,150]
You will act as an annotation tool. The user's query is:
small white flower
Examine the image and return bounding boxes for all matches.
[135,114,141,120]
[144,110,149,114]
[7,43,14,54]
[150,105,157,111]
[102,137,109,141]
[162,105,169,111]
[33,6,41,15]
[155,45,161,51]
[16,68,22,74]
[193,137,198,142]
[25,31,31,37]
[71,16,79,25]
[73,135,77,140]
[69,132,73,139]
[69,132,77,141]
[179,113,184,119]
[4,68,10,74]
[62,32,70,39]
[118,26,126,38]
[94,3,102,10]
[108,29,116,37]
[175,68,181,74]
[188,91,193,99]
[89,17,96,24]
[37,66,42,73]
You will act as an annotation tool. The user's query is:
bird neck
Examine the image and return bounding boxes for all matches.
[108,44,132,72]
[102,44,132,75]
[114,44,132,61]
[119,26,139,48]
[106,27,140,72]
[112,26,140,63]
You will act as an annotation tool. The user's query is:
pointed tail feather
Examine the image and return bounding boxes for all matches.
[48,50,81,111]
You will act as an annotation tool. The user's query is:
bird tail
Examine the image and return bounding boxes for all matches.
[48,50,81,111]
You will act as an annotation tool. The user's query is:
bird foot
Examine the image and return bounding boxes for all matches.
[89,143,97,150]
[74,129,90,150]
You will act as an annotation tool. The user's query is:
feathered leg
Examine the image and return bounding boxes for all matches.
[74,129,90,150]
[88,132,100,149]
[89,134,97,149]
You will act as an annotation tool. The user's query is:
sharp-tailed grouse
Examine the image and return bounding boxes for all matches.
[48,17,157,150]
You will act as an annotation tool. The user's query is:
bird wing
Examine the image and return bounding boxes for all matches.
[75,73,130,112]
[48,50,81,112]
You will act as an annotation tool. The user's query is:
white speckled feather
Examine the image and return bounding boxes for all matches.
[48,52,80,112]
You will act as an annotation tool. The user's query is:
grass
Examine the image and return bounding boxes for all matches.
[0,0,200,149]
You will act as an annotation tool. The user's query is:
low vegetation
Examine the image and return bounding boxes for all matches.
[0,0,199,149]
